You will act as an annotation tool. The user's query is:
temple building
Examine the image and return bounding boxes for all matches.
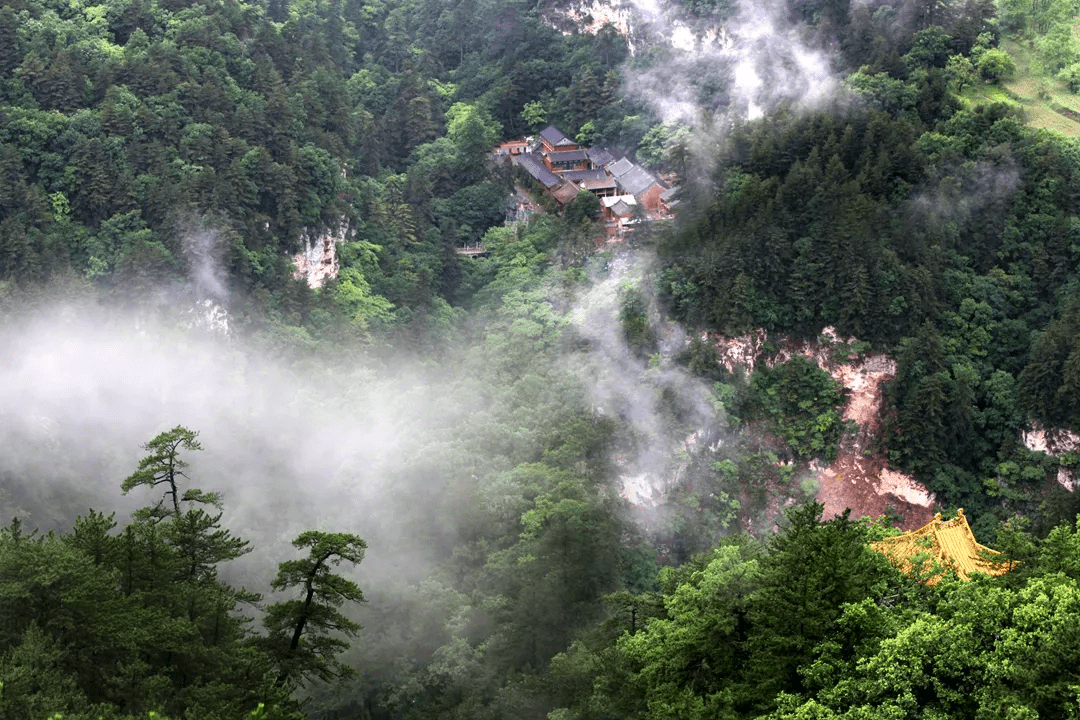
[497,124,672,234]
[869,509,1014,584]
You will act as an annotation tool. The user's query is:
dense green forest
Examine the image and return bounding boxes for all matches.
[4,0,1080,715]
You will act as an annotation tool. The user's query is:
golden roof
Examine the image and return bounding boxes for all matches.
[869,509,1013,584]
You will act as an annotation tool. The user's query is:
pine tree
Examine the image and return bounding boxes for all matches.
[118,427,270,714]
[1018,311,1076,428]
[568,67,599,134]
[744,504,888,712]
[0,6,21,77]
[262,531,367,688]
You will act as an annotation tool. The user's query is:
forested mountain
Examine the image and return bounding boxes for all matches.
[0,0,641,340]
[4,0,1080,716]
[657,22,1080,532]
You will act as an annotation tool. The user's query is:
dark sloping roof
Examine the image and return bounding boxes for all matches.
[607,157,634,177]
[618,165,664,196]
[539,125,575,147]
[562,168,609,182]
[550,182,581,205]
[587,147,616,167]
[660,186,679,202]
[516,154,562,188]
[582,177,618,191]
[547,149,588,163]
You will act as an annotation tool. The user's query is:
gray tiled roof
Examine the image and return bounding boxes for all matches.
[587,147,616,167]
[539,125,575,147]
[618,165,663,196]
[607,157,634,178]
[516,154,562,188]
[582,177,618,190]
[547,149,588,163]
[561,168,609,182]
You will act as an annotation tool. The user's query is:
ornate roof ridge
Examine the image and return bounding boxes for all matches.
[870,508,1012,583]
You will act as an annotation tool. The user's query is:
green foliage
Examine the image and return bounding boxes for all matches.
[884,293,1058,515]
[9,3,1080,720]
[845,68,919,118]
[521,100,548,133]
[976,47,1017,81]
[637,122,692,169]
[564,190,602,227]
[575,120,598,146]
[657,45,1080,528]
[768,572,1080,719]
[504,474,625,665]
[336,266,395,330]
[945,53,977,93]
[262,531,367,688]
[745,505,893,709]
[1036,515,1080,578]
[446,102,501,170]
[620,282,655,357]
[553,504,916,720]
[751,356,845,461]
[0,428,314,719]
[677,334,726,382]
[540,505,1080,720]
[1035,21,1080,73]
[1017,304,1080,432]
[905,26,954,70]
[1058,62,1080,92]
[0,0,656,336]
[616,541,760,719]
[679,0,737,19]
[121,425,204,521]
[998,0,1074,35]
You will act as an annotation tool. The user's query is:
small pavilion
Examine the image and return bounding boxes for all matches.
[869,509,1013,584]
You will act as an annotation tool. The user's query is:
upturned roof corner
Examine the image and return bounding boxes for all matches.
[870,508,1015,584]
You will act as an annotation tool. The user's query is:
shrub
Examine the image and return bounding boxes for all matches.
[1059,63,1080,93]
[977,48,1016,82]
[750,355,846,461]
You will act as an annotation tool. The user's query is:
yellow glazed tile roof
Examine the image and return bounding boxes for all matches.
[870,509,1013,584]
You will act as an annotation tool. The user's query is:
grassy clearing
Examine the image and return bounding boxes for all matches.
[986,36,1080,137]
[975,84,1022,105]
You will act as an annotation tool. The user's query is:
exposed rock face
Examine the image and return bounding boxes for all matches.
[621,472,659,506]
[711,327,936,530]
[1023,424,1080,491]
[876,469,936,508]
[292,223,350,288]
[1022,425,1080,455]
[540,0,721,55]
[543,0,636,41]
